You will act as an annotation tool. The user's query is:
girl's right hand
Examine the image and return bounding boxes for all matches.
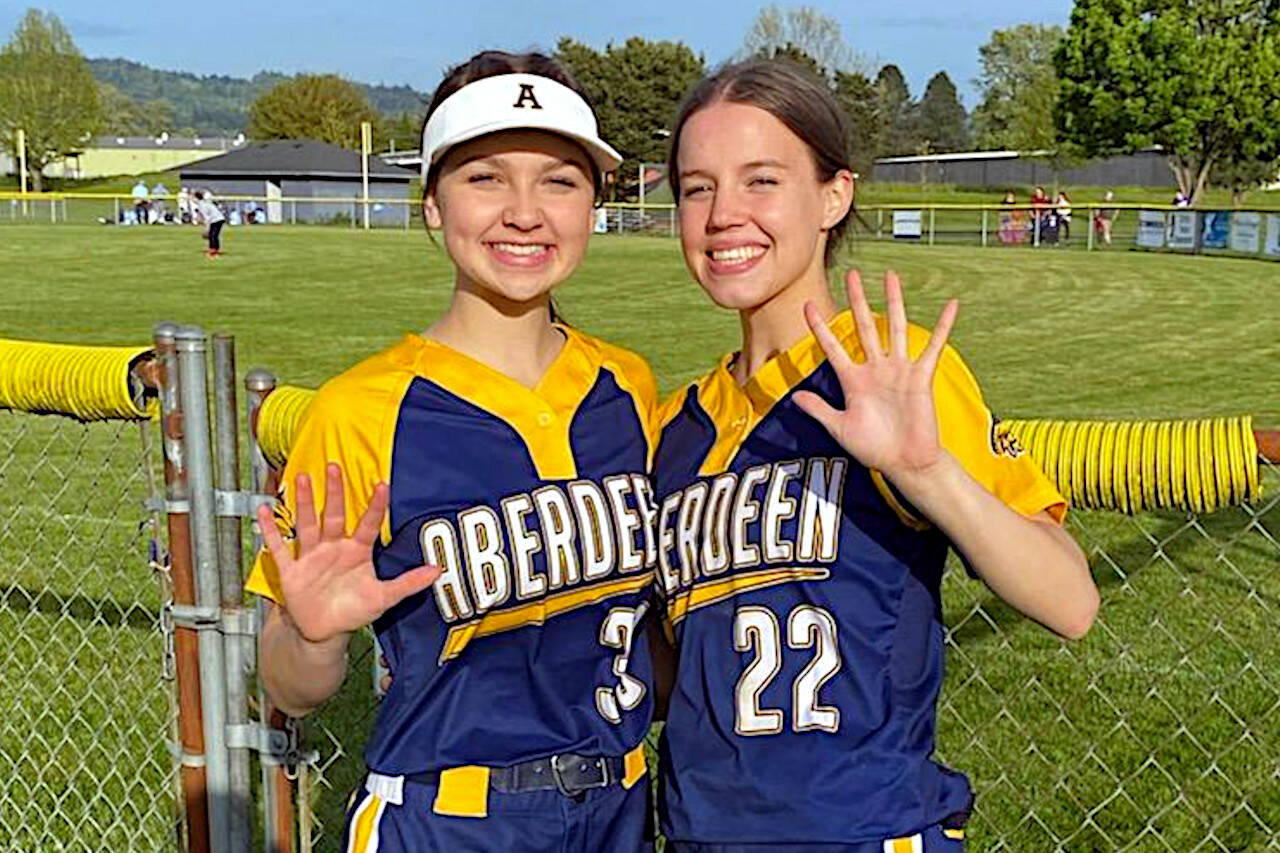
[256,463,442,645]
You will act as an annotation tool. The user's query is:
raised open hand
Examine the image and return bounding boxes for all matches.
[256,463,441,645]
[793,269,959,482]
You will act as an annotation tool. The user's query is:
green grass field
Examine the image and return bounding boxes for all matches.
[2,223,1279,851]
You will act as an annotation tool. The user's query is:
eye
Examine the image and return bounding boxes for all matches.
[681,184,710,199]
[749,175,779,188]
[466,171,497,184]
[547,175,581,189]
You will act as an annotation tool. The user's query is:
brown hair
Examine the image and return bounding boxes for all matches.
[421,50,601,195]
[667,59,854,266]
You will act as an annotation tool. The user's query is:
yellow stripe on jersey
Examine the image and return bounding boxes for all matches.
[440,574,652,662]
[943,827,965,840]
[668,567,831,624]
[346,792,385,853]
[868,469,931,531]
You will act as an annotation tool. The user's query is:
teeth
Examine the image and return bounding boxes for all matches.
[711,246,765,263]
[492,243,549,256]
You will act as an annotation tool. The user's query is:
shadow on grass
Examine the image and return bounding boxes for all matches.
[0,582,157,630]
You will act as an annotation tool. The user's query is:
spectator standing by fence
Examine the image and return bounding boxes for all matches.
[130,180,149,225]
[193,190,225,258]
[998,190,1025,245]
[1094,190,1117,246]
[1056,191,1072,242]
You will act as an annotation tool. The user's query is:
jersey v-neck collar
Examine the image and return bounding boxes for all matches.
[388,326,601,480]
[693,310,863,476]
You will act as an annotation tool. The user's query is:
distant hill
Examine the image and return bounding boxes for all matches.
[87,57,427,136]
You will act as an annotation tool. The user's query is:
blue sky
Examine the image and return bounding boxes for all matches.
[0,0,1071,107]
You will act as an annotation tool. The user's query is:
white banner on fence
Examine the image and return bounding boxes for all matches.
[1167,211,1198,250]
[1230,212,1261,254]
[893,210,922,239]
[1136,210,1166,248]
[1266,215,1280,258]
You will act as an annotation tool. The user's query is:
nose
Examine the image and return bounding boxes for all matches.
[503,185,543,231]
[707,186,746,232]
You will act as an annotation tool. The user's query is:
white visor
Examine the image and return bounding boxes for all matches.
[420,73,622,181]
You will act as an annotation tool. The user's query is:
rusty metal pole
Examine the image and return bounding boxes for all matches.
[245,369,296,853]
[154,322,211,853]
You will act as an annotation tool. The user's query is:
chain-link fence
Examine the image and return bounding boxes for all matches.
[0,409,179,851]
[0,192,680,238]
[937,458,1280,851]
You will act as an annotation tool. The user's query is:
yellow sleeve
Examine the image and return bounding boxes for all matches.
[932,343,1067,523]
[243,363,407,603]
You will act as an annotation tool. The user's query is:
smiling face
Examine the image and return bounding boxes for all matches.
[424,130,596,306]
[675,101,851,312]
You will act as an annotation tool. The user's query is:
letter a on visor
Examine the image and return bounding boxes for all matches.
[420,73,623,179]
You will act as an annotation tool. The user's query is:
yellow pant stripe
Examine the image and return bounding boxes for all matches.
[622,743,647,789]
[347,792,384,853]
[432,765,490,818]
[944,827,965,840]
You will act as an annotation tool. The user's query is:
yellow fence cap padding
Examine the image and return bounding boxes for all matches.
[0,338,154,421]
[256,385,317,469]
[1005,416,1260,514]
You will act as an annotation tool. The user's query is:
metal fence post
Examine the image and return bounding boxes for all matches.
[212,334,253,852]
[154,323,212,853]
[245,369,296,853]
[174,326,234,853]
[928,207,936,246]
[1087,204,1095,251]
[981,208,988,247]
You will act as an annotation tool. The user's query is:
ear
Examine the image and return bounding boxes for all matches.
[821,169,855,230]
[423,194,443,230]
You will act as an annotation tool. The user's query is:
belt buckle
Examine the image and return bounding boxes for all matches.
[549,754,607,797]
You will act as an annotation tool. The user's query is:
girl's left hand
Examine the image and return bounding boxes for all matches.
[793,269,959,484]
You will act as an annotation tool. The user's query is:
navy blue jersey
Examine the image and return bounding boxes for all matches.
[652,311,1065,844]
[248,328,660,776]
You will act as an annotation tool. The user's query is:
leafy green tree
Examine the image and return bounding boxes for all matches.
[555,37,705,198]
[755,42,823,77]
[1211,157,1280,207]
[972,23,1062,152]
[916,72,969,152]
[98,83,176,136]
[380,111,420,153]
[1055,0,1280,203]
[834,70,878,177]
[873,64,917,156]
[0,9,101,191]
[247,73,380,148]
[741,5,860,78]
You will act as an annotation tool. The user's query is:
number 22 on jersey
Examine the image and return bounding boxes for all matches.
[734,605,841,735]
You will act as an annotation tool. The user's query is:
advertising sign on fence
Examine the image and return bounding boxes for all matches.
[893,209,923,239]
[1167,211,1198,250]
[1201,211,1229,250]
[1230,212,1262,254]
[1136,210,1166,248]
[1266,215,1280,258]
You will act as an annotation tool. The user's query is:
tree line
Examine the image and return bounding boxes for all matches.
[3,3,1278,202]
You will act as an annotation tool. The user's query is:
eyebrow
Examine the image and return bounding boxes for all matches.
[452,152,590,172]
[679,158,791,179]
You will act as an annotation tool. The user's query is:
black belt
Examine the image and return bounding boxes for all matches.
[406,753,627,798]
